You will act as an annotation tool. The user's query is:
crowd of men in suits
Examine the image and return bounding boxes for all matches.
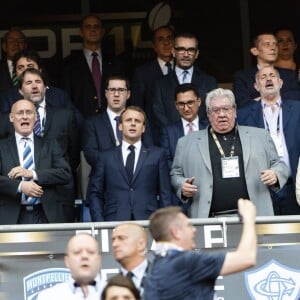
[1,14,300,224]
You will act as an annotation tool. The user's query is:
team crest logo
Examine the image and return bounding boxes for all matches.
[23,268,70,300]
[245,259,300,299]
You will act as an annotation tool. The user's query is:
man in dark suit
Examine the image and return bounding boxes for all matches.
[233,32,300,108]
[0,99,73,224]
[87,106,172,221]
[62,14,128,118]
[83,75,153,168]
[131,25,174,119]
[0,29,27,92]
[160,83,207,169]
[152,32,217,143]
[0,49,82,127]
[237,66,300,215]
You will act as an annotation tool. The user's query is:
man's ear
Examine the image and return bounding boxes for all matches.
[250,47,258,57]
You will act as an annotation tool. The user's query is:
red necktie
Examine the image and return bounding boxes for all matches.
[92,52,102,107]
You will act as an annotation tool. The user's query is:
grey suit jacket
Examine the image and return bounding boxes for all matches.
[171,126,289,217]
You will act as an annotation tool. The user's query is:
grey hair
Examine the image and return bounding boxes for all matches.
[205,88,236,113]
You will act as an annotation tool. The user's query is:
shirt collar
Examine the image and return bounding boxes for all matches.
[69,273,103,294]
[153,242,183,256]
[175,66,193,77]
[15,132,34,145]
[181,116,199,127]
[261,97,282,109]
[122,140,142,153]
[120,259,148,279]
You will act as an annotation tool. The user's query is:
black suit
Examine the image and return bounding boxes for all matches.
[0,59,13,92]
[0,135,73,224]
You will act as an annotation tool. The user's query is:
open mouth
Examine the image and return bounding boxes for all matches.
[265,80,274,89]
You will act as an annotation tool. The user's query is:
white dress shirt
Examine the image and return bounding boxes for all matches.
[36,274,105,300]
[182,116,199,136]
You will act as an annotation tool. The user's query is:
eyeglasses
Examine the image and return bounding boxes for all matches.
[106,88,128,94]
[6,38,26,44]
[174,47,198,55]
[209,106,235,115]
[12,110,35,117]
[176,100,197,108]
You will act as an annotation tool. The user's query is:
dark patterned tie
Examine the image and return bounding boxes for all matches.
[165,61,172,74]
[91,52,102,108]
[182,70,189,83]
[33,106,42,137]
[114,116,122,144]
[125,145,135,182]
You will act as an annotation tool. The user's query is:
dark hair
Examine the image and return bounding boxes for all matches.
[251,31,275,48]
[152,25,175,43]
[174,32,199,49]
[119,105,146,125]
[149,206,182,242]
[18,68,48,89]
[101,274,141,300]
[174,83,199,101]
[273,26,298,42]
[12,49,44,73]
[105,74,131,90]
[3,29,26,43]
[80,14,103,28]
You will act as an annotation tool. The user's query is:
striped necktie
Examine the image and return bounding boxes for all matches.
[22,138,38,205]
[33,106,43,136]
[12,70,18,86]
[187,122,194,134]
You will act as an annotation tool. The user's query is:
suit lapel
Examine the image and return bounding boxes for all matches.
[102,112,117,145]
[132,145,148,183]
[42,106,54,136]
[34,136,42,168]
[197,129,212,173]
[281,101,291,131]
[253,101,265,128]
[7,136,20,165]
[238,126,250,170]
[115,146,129,183]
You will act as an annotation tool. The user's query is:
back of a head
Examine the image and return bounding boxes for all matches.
[149,206,182,242]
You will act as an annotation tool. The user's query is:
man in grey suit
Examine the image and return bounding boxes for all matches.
[171,88,289,217]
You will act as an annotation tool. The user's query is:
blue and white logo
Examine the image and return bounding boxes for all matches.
[245,259,300,300]
[23,268,70,300]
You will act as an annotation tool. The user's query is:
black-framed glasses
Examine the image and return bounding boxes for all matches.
[176,100,197,108]
[106,88,128,94]
[174,47,198,55]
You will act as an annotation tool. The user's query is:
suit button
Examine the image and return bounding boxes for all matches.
[93,96,98,100]
[130,188,133,191]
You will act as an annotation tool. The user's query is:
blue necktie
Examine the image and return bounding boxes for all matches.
[125,145,135,182]
[22,138,38,205]
[114,116,122,144]
[182,70,189,83]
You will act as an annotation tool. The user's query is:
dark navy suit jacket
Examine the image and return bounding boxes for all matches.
[233,66,300,108]
[0,59,14,92]
[82,111,153,168]
[131,59,165,116]
[237,99,300,181]
[87,144,173,221]
[159,119,207,169]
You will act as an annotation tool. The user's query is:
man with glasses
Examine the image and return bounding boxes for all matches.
[83,75,153,169]
[160,83,207,169]
[0,29,27,92]
[0,99,72,224]
[152,32,217,144]
[171,88,289,217]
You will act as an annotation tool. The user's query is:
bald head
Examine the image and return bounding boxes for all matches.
[112,223,147,270]
[9,99,36,136]
[64,233,101,285]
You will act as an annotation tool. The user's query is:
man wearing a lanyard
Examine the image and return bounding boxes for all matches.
[238,66,300,215]
[171,87,289,217]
